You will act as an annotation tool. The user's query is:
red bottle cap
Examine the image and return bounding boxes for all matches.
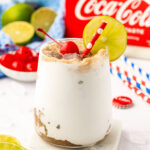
[113,96,133,109]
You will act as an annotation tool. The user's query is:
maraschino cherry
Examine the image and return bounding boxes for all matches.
[0,53,15,68]
[15,46,33,62]
[11,60,24,71]
[25,62,38,72]
[37,28,79,55]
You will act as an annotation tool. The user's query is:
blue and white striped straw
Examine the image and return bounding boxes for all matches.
[110,66,150,104]
[121,56,150,81]
[110,66,150,95]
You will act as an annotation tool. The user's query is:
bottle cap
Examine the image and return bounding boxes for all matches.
[113,96,133,109]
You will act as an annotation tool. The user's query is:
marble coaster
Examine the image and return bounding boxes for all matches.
[28,120,121,150]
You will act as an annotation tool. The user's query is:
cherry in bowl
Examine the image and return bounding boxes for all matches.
[0,46,39,82]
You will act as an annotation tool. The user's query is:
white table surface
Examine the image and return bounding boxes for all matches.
[0,55,150,150]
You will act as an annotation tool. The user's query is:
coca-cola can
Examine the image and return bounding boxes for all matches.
[65,0,150,47]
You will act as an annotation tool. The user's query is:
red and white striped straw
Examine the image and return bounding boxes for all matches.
[123,80,150,104]
[110,62,150,95]
[110,65,150,105]
[115,64,150,88]
[82,21,107,57]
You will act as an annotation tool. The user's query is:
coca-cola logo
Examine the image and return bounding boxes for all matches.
[75,0,150,27]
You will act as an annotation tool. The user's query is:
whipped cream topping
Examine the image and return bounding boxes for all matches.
[41,39,108,64]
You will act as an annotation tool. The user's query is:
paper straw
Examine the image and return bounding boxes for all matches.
[110,67,150,104]
[110,63,150,95]
[121,56,150,81]
[123,80,150,104]
[82,21,107,57]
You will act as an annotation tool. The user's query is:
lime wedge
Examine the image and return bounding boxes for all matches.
[31,7,57,39]
[0,143,26,150]
[83,16,127,61]
[2,21,35,45]
[0,135,21,146]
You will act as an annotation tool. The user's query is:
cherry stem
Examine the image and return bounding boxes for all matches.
[37,28,62,47]
[33,38,46,50]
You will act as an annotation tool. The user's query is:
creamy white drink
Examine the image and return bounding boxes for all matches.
[34,39,112,148]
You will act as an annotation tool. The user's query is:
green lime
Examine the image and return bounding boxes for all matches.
[31,7,57,39]
[83,16,127,61]
[0,142,26,150]
[2,21,35,45]
[1,3,33,27]
[0,135,21,146]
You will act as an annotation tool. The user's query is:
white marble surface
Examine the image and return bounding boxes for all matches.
[29,120,122,150]
[0,56,150,150]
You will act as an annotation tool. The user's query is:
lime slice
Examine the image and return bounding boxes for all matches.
[83,16,127,61]
[1,3,33,26]
[31,7,57,39]
[2,21,35,45]
[0,142,26,150]
[0,135,21,146]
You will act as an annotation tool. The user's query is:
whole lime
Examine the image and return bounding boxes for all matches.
[1,3,33,26]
